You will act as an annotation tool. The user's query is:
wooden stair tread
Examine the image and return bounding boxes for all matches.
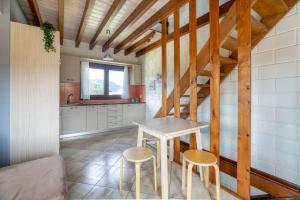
[253,0,288,18]
[198,70,225,77]
[251,16,268,34]
[197,84,210,88]
[182,94,205,98]
[222,36,238,52]
[220,56,237,65]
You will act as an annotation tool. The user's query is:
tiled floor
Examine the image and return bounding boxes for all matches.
[60,127,238,200]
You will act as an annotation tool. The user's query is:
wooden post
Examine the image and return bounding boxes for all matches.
[161,17,167,117]
[173,8,181,162]
[209,0,220,182]
[189,0,197,149]
[237,0,251,199]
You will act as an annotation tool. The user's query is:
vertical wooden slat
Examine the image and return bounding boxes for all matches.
[237,0,251,199]
[173,8,180,162]
[189,0,197,149]
[209,0,220,182]
[161,17,167,117]
[58,0,64,45]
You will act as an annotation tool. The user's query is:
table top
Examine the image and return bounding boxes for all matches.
[133,117,208,139]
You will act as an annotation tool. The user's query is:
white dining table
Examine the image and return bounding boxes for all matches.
[133,117,209,199]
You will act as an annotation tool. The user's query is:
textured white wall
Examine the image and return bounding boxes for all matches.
[141,2,300,193]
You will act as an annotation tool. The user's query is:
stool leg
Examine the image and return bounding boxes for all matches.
[182,157,186,190]
[135,163,141,200]
[169,139,174,161]
[156,140,160,169]
[204,166,209,188]
[153,156,157,192]
[187,163,194,200]
[119,157,123,191]
[213,164,220,200]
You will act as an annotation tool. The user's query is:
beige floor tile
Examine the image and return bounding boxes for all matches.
[93,152,122,166]
[126,191,161,199]
[85,186,129,199]
[67,182,93,199]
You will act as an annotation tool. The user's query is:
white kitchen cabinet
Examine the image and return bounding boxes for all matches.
[130,65,142,85]
[61,106,86,134]
[60,55,80,83]
[60,103,146,136]
[86,106,98,131]
[123,103,145,126]
[107,105,123,128]
[98,105,107,130]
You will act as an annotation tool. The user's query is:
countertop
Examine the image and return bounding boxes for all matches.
[60,102,145,107]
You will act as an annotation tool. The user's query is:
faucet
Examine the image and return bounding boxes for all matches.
[67,94,73,104]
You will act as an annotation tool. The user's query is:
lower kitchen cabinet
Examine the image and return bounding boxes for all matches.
[60,103,145,135]
[61,106,86,134]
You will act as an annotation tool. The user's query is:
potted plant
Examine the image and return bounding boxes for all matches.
[40,22,56,52]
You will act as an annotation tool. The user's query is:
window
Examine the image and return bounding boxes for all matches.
[88,63,125,99]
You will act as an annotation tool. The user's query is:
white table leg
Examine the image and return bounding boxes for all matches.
[195,129,204,181]
[137,126,144,147]
[160,138,169,199]
[168,139,174,161]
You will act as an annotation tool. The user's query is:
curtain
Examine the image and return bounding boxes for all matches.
[81,61,90,100]
[122,66,129,99]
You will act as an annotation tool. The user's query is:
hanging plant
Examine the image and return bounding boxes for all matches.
[40,22,56,53]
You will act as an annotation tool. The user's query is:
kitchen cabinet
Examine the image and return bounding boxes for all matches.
[60,103,145,135]
[86,106,98,131]
[61,106,86,134]
[98,105,107,130]
[60,55,80,83]
[130,64,142,85]
[107,105,123,129]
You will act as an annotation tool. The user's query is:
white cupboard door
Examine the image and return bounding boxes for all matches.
[98,105,107,130]
[86,106,98,131]
[73,106,87,133]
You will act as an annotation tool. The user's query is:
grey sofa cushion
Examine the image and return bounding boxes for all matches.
[0,156,66,200]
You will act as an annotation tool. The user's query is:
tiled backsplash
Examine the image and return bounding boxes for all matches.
[60,82,145,104]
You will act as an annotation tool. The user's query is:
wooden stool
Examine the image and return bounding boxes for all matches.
[142,138,160,168]
[120,147,157,199]
[182,150,220,200]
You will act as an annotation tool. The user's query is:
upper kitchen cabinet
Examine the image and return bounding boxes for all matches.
[60,55,80,83]
[130,64,142,85]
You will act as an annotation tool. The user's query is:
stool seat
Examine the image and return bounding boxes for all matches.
[120,147,157,199]
[184,150,217,166]
[123,147,153,163]
[182,150,220,200]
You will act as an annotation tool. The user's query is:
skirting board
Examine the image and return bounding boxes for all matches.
[59,125,137,140]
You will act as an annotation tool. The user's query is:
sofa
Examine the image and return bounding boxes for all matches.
[0,156,66,200]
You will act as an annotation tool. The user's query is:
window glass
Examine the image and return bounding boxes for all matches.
[109,70,124,95]
[89,68,104,95]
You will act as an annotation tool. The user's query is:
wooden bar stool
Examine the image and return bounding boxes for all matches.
[120,147,157,199]
[142,137,160,168]
[182,150,220,200]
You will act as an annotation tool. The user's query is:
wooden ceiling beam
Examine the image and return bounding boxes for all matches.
[114,0,189,54]
[136,0,234,57]
[58,0,64,45]
[75,0,96,47]
[102,0,158,52]
[89,0,126,50]
[27,0,42,26]
[124,31,155,56]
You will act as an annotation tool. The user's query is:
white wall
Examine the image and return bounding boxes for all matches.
[141,2,300,192]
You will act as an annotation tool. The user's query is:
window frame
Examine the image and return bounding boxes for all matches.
[88,63,125,99]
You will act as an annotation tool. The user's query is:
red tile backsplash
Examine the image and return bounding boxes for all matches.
[60,82,145,105]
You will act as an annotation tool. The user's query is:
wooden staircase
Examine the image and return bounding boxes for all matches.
[155,0,298,119]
